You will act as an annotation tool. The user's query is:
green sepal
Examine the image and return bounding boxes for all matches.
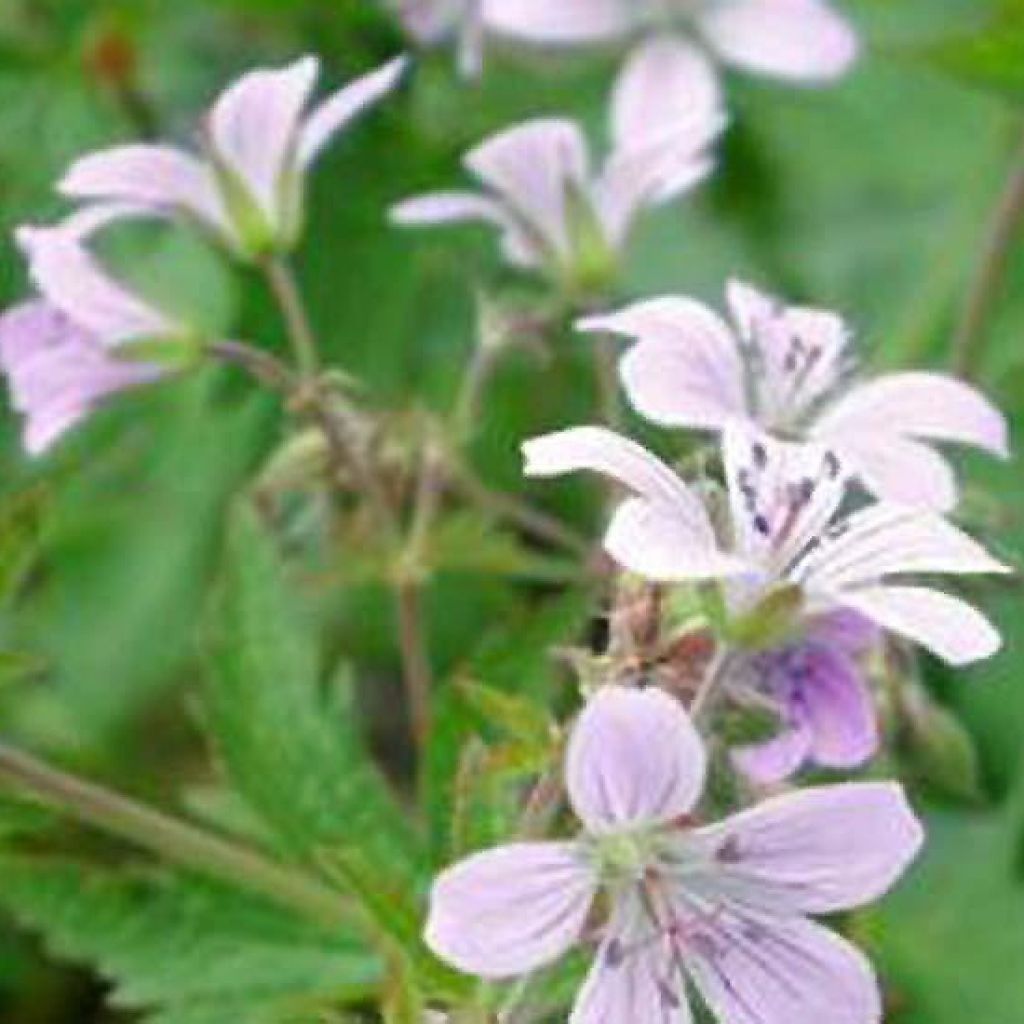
[725,583,805,651]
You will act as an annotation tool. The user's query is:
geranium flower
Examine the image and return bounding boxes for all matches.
[582,281,1010,510]
[482,0,857,148]
[0,300,165,455]
[390,115,721,297]
[731,610,880,783]
[523,424,1009,666]
[426,685,923,1024]
[57,55,407,259]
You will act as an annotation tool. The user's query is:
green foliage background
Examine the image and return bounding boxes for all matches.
[0,0,1021,1021]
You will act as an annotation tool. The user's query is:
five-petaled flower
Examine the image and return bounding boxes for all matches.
[524,423,1010,667]
[390,115,722,298]
[583,281,1010,511]
[426,685,923,1024]
[482,0,857,149]
[57,55,407,260]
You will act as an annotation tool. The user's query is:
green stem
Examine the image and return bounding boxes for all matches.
[592,334,623,429]
[0,741,349,930]
[952,123,1024,380]
[394,581,433,751]
[689,647,739,727]
[261,255,320,379]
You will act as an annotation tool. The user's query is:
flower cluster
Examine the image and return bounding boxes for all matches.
[0,7,1016,1024]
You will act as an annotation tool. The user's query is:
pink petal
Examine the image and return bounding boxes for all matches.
[699,0,859,82]
[583,297,746,430]
[58,144,229,236]
[16,228,175,347]
[571,928,693,1024]
[691,782,923,915]
[797,503,1010,592]
[465,118,589,260]
[801,652,878,769]
[298,56,408,168]
[523,427,743,580]
[566,686,706,833]
[388,190,506,228]
[824,432,960,511]
[611,36,722,151]
[732,723,812,785]
[806,609,880,655]
[684,912,881,1024]
[595,137,718,246]
[0,300,163,456]
[425,841,595,978]
[481,0,631,43]
[837,585,1002,666]
[208,56,319,227]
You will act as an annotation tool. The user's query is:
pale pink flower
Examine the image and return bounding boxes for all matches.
[523,424,1010,666]
[57,56,407,259]
[731,609,880,783]
[0,300,165,455]
[583,281,1010,511]
[426,685,923,1024]
[390,0,484,77]
[390,115,722,293]
[482,0,858,149]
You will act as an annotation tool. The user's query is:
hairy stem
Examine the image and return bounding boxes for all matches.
[0,741,349,929]
[592,334,623,429]
[394,582,433,751]
[261,255,320,379]
[689,647,739,726]
[953,123,1024,380]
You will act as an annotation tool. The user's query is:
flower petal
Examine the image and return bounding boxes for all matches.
[582,297,746,430]
[806,609,879,655]
[826,432,961,511]
[611,36,722,151]
[699,0,859,82]
[837,585,1002,666]
[425,842,595,978]
[389,190,507,227]
[481,0,631,43]
[732,723,812,786]
[465,118,589,259]
[688,781,923,915]
[797,503,1010,592]
[0,300,163,455]
[571,931,693,1024]
[58,144,229,236]
[801,651,878,769]
[684,911,881,1024]
[523,426,742,579]
[208,56,319,226]
[16,228,176,347]
[566,686,706,833]
[298,56,407,168]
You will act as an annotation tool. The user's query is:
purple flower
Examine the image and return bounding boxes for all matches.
[57,55,407,258]
[390,115,722,293]
[523,424,1009,666]
[582,281,1010,510]
[0,300,165,455]
[426,686,923,1023]
[390,0,484,77]
[482,0,857,149]
[733,611,880,783]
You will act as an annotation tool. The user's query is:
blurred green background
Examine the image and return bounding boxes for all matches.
[0,0,1022,1020]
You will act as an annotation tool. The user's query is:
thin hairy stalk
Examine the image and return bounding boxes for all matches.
[261,255,320,379]
[689,647,740,726]
[394,581,433,750]
[210,339,297,392]
[0,741,350,929]
[592,334,623,429]
[453,345,501,444]
[953,123,1024,380]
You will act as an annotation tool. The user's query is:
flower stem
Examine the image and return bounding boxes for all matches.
[261,255,320,379]
[394,581,433,751]
[952,122,1024,380]
[689,647,739,726]
[592,334,623,429]
[0,740,349,930]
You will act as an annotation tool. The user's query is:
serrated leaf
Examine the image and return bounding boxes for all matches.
[0,857,379,1020]
[204,504,425,877]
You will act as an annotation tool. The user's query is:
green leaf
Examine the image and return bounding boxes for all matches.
[0,857,379,1021]
[204,503,425,876]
